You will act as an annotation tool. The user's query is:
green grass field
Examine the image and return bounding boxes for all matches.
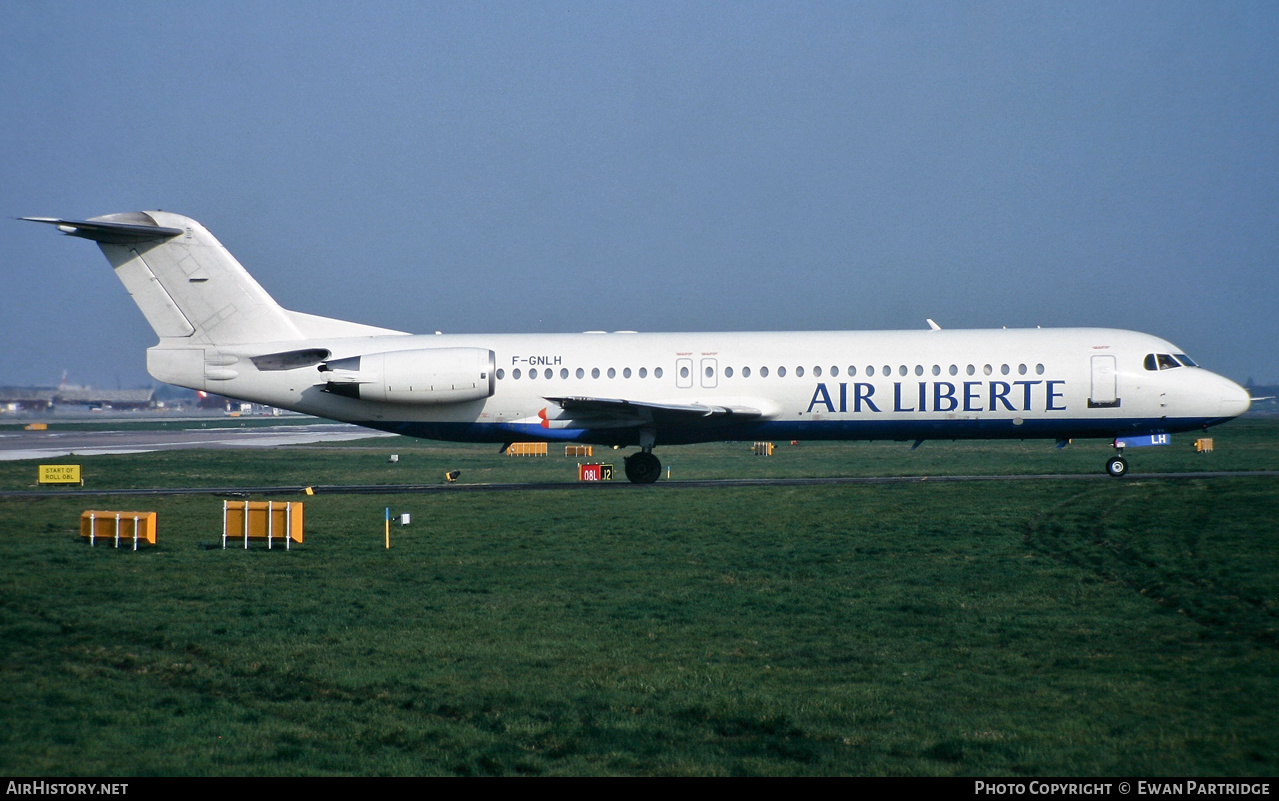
[1,418,1276,775]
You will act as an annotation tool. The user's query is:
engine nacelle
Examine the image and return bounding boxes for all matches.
[320,347,495,404]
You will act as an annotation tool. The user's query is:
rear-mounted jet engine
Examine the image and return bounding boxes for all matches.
[320,348,495,404]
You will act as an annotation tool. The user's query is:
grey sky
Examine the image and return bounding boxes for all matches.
[4,1,1276,388]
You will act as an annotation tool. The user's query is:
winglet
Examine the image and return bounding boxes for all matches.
[926,318,941,331]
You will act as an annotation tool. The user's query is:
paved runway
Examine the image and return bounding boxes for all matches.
[0,423,394,461]
[4,421,1275,498]
[2,470,1276,500]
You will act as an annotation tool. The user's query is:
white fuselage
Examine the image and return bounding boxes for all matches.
[171,326,1250,448]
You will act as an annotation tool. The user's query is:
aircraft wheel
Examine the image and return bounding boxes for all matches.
[624,452,662,484]
[1105,456,1129,478]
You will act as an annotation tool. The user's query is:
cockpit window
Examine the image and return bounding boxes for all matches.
[1144,353,1186,371]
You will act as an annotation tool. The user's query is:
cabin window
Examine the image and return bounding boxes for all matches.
[512,368,522,379]
[1000,364,1010,375]
[1036,364,1045,375]
[966,365,976,376]
[742,366,751,378]
[796,366,805,377]
[679,366,689,379]
[813,366,822,377]
[591,368,600,379]
[654,367,663,378]
[1018,364,1027,375]
[761,366,770,377]
[831,366,840,377]
[560,368,568,379]
[847,366,856,377]
[496,369,505,380]
[882,365,891,377]
[778,366,787,377]
[640,367,648,378]
[983,364,993,376]
[866,366,875,377]
[949,364,959,376]
[932,365,941,376]
[576,368,585,378]
[608,368,616,378]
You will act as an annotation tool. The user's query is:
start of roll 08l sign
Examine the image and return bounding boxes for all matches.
[39,465,82,485]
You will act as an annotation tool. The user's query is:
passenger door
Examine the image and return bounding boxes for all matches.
[1088,355,1120,408]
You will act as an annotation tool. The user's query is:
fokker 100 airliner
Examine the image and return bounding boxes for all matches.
[25,212,1251,483]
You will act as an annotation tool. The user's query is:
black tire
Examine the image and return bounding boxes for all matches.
[624,452,662,484]
[1105,456,1128,478]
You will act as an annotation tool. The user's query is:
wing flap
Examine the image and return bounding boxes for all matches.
[543,395,767,428]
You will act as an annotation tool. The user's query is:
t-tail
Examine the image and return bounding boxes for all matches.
[22,211,401,390]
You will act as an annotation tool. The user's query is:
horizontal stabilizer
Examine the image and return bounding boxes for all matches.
[22,215,183,244]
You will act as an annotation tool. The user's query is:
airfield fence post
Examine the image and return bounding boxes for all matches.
[221,501,227,549]
[89,512,95,547]
[243,500,250,550]
[114,513,120,549]
[133,514,139,551]
[267,500,273,550]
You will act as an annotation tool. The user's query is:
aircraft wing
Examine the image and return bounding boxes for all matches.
[541,396,766,429]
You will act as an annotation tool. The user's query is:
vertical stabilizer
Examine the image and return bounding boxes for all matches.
[99,211,303,345]
[24,211,304,345]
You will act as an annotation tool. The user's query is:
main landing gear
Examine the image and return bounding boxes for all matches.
[624,451,661,484]
[1105,453,1129,478]
[624,427,662,484]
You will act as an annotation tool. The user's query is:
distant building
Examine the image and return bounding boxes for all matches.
[0,388,57,412]
[0,386,156,412]
[55,387,155,410]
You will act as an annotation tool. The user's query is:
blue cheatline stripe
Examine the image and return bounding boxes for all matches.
[358,416,1227,447]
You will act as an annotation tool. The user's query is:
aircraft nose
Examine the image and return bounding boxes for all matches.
[1221,377,1252,418]
[1182,370,1250,423]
